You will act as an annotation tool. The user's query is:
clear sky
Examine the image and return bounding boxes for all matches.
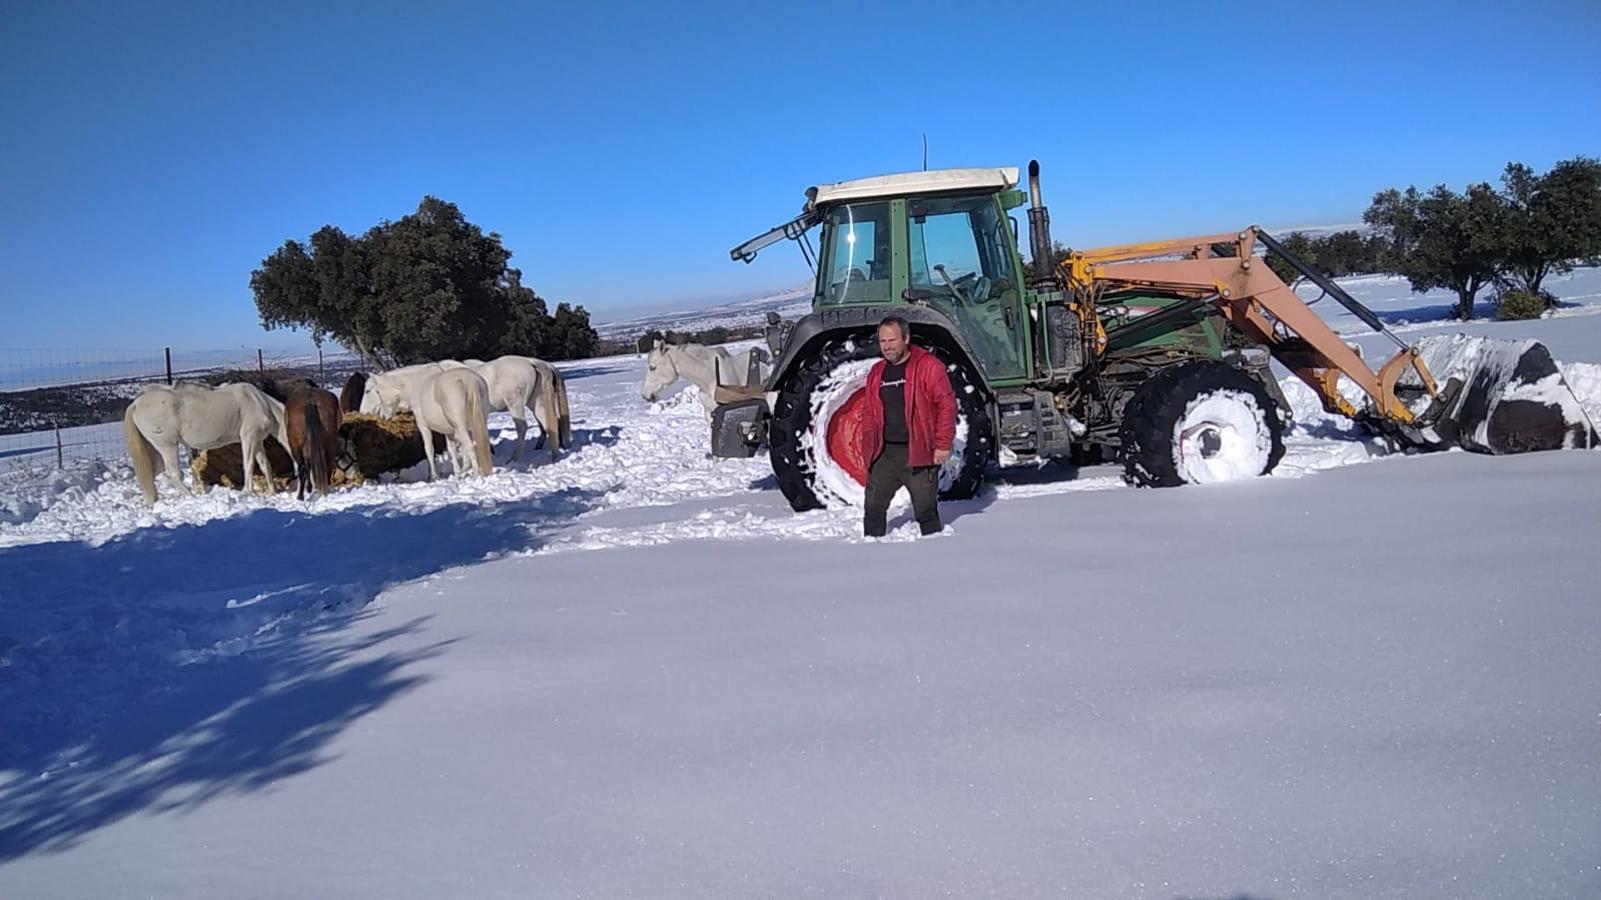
[3,0,1598,349]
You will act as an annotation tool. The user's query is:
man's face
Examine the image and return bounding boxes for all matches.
[877,324,908,364]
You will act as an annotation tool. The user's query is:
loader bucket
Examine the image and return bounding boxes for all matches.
[1400,334,1597,454]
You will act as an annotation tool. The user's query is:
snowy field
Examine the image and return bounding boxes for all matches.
[2,271,1599,898]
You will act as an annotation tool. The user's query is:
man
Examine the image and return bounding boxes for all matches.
[857,316,957,538]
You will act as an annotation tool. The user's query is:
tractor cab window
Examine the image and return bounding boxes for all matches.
[820,201,893,305]
[907,195,1026,379]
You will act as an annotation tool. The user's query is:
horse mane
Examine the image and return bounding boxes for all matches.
[665,342,730,364]
[244,377,318,403]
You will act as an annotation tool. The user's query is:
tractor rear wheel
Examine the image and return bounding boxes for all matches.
[1118,360,1286,487]
[769,340,991,511]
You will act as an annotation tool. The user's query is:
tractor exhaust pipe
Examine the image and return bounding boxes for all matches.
[1026,160,1057,289]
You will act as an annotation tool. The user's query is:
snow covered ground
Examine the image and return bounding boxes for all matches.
[2,271,1599,897]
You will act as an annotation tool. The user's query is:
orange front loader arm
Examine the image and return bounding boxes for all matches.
[1061,227,1437,424]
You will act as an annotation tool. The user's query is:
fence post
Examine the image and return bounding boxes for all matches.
[54,421,64,469]
[258,349,264,375]
[319,348,325,383]
[165,347,173,385]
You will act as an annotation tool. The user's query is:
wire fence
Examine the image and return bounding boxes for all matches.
[0,346,360,473]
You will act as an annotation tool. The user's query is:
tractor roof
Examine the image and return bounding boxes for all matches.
[807,167,1019,208]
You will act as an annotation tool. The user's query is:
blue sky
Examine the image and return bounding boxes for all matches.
[3,0,1598,349]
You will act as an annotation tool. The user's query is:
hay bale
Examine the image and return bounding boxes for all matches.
[190,411,451,492]
[191,438,297,491]
[338,411,451,478]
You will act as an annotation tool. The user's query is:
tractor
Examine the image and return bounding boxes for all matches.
[710,162,1595,511]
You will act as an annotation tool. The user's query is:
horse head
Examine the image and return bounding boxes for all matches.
[642,343,679,402]
[366,376,402,418]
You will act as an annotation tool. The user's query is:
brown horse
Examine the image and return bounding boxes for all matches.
[340,372,367,414]
[284,388,342,499]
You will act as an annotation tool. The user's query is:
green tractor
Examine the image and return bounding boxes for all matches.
[710,161,1593,511]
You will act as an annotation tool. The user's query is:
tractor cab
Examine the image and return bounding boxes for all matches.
[733,167,1034,383]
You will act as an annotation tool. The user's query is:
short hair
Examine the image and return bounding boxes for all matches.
[878,315,910,339]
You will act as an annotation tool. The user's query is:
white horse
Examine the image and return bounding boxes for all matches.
[122,382,287,504]
[374,367,494,480]
[641,340,772,419]
[359,363,444,416]
[438,356,571,460]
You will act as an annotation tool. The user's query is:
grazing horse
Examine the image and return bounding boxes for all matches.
[374,367,494,479]
[122,382,286,504]
[641,340,772,420]
[283,388,342,499]
[439,356,572,460]
[360,363,445,416]
[339,372,367,414]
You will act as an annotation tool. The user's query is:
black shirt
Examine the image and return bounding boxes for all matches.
[880,360,908,444]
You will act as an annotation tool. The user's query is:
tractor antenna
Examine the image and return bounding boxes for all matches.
[921,134,928,171]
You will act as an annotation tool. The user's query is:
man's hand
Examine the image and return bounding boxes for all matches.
[933,449,951,465]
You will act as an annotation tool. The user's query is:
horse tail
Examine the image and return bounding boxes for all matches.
[304,396,330,495]
[123,403,160,504]
[530,363,563,452]
[536,361,572,449]
[467,383,493,476]
[552,366,571,449]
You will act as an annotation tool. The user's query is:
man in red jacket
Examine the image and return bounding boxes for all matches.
[857,316,957,537]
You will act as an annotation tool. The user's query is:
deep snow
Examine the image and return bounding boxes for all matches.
[2,269,1599,898]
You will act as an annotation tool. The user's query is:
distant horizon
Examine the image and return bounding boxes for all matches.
[0,217,1374,353]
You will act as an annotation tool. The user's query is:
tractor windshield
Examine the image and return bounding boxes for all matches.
[819,201,893,305]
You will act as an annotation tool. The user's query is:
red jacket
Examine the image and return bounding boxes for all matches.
[857,345,958,468]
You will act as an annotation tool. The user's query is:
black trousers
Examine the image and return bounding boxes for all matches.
[863,442,942,537]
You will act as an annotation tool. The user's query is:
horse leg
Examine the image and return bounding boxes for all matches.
[293,446,307,500]
[256,441,277,496]
[455,428,476,476]
[419,427,439,481]
[158,442,188,496]
[241,439,258,495]
[510,414,526,462]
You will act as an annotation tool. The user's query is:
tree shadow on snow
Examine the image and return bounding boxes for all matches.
[0,486,602,863]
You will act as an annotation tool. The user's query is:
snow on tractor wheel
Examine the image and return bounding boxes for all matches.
[1118,360,1286,488]
[768,339,991,512]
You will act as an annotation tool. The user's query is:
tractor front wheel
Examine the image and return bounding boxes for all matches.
[769,340,991,511]
[1118,360,1286,487]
